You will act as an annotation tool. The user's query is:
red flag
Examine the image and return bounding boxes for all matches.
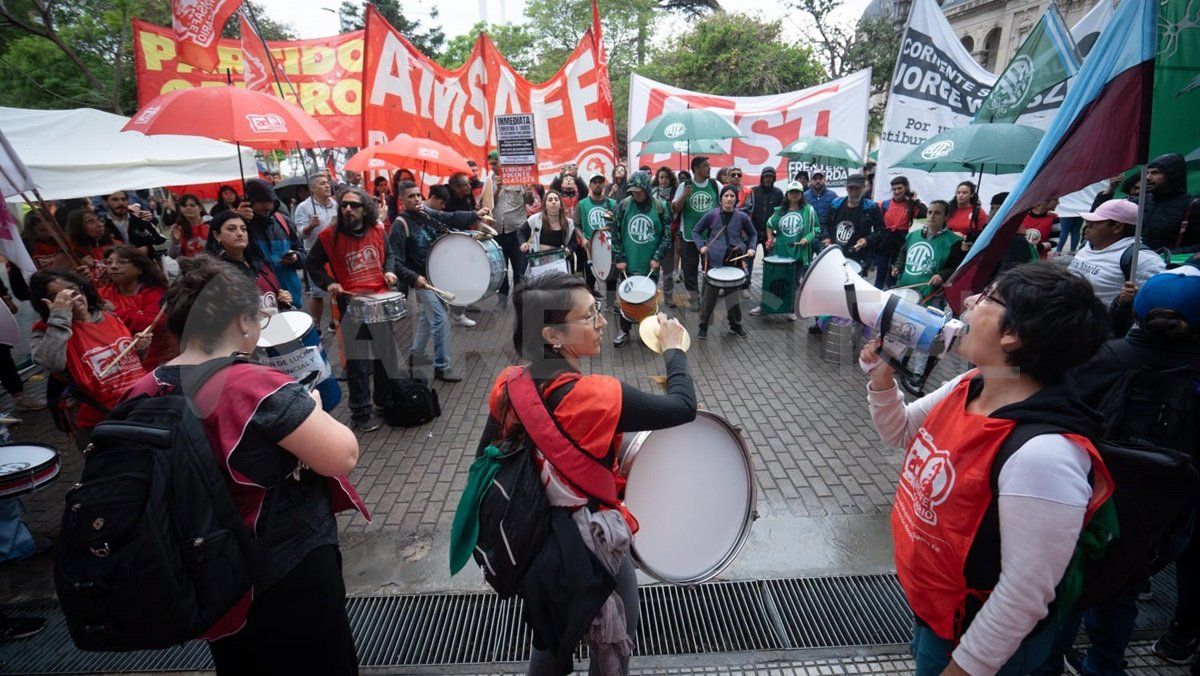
[239,12,274,92]
[172,0,242,71]
[592,0,616,145]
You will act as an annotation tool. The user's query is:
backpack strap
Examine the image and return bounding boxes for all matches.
[272,212,292,238]
[1175,198,1199,249]
[1119,242,1154,281]
[988,421,1071,491]
[505,369,619,508]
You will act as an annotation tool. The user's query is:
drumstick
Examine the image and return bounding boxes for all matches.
[98,306,165,378]
[726,252,752,263]
[423,284,456,302]
[890,281,932,291]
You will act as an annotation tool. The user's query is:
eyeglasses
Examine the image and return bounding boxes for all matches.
[340,201,364,210]
[978,286,1006,308]
[565,300,604,329]
[257,311,273,330]
[730,172,742,178]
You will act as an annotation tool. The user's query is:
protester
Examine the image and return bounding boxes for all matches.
[293,173,339,324]
[673,156,721,308]
[726,166,752,206]
[372,176,390,201]
[101,245,175,369]
[794,170,810,191]
[750,181,819,321]
[609,171,670,346]
[167,193,210,259]
[520,190,577,260]
[873,177,927,289]
[307,187,398,432]
[30,269,148,451]
[0,275,43,411]
[1019,198,1059,258]
[803,171,837,226]
[478,271,694,676]
[444,172,476,212]
[210,185,240,217]
[994,192,1041,276]
[743,167,784,296]
[131,255,364,675]
[55,209,113,288]
[693,185,756,339]
[21,211,62,271]
[892,200,962,302]
[386,168,417,222]
[653,166,680,306]
[238,178,305,306]
[1068,199,1165,306]
[1141,153,1200,255]
[946,180,990,235]
[485,151,527,303]
[862,262,1110,676]
[390,181,489,384]
[822,173,881,265]
[208,211,293,314]
[607,163,628,199]
[101,191,166,259]
[524,183,545,217]
[576,174,616,292]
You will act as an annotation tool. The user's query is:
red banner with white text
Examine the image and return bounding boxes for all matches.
[362,5,617,184]
[133,19,363,147]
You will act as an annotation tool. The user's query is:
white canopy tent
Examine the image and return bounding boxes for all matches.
[0,106,256,200]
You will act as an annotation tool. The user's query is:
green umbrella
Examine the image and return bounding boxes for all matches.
[869,148,879,161]
[637,138,726,156]
[630,108,742,144]
[892,123,1044,175]
[780,136,864,168]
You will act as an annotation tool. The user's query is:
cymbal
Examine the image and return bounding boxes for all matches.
[639,314,691,353]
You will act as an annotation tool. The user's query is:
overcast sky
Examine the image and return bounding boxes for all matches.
[253,0,875,44]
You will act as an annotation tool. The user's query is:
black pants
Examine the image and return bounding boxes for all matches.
[0,346,22,396]
[680,241,701,293]
[339,297,399,421]
[209,545,357,676]
[495,230,526,297]
[700,279,743,328]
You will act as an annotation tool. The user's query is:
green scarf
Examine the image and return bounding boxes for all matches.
[448,443,505,575]
[1052,498,1119,621]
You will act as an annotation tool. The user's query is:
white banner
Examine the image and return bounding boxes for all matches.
[875,0,1115,214]
[628,70,871,188]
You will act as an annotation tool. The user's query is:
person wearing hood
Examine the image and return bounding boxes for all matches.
[307,187,397,433]
[609,171,671,347]
[861,262,1111,676]
[743,167,784,295]
[692,185,756,339]
[821,173,881,264]
[238,178,305,305]
[1140,153,1200,255]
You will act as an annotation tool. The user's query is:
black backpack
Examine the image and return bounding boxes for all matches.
[382,376,441,427]
[55,358,258,652]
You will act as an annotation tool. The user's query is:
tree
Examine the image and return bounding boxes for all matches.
[337,0,444,57]
[438,22,539,75]
[845,15,902,138]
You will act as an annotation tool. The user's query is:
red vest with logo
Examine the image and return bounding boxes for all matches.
[891,375,1112,640]
[317,226,389,294]
[30,241,59,270]
[56,312,147,428]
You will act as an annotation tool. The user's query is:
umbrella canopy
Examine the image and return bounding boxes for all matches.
[273,175,311,205]
[373,135,472,177]
[630,109,742,144]
[122,86,334,151]
[637,138,726,156]
[344,145,401,173]
[780,136,864,168]
[892,123,1045,175]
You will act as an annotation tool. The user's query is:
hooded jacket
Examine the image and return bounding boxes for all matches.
[745,169,784,230]
[1142,154,1200,253]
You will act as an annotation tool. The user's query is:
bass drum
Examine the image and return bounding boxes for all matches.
[618,412,756,585]
[590,230,613,282]
[427,232,505,306]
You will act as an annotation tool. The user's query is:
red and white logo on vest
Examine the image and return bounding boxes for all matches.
[899,428,957,526]
[83,339,140,382]
[344,246,380,276]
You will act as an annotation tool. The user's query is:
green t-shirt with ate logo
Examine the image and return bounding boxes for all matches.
[896,227,962,300]
[577,196,616,239]
[680,179,720,241]
[614,198,668,276]
[766,204,821,265]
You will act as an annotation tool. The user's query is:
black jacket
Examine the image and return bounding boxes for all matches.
[745,171,784,231]
[390,206,478,283]
[824,196,882,260]
[1142,154,1200,253]
[103,214,167,258]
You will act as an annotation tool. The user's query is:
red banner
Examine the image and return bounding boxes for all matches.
[172,0,242,71]
[362,4,616,183]
[133,19,362,147]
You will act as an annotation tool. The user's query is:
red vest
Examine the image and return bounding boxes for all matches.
[59,312,147,428]
[891,376,1112,640]
[317,226,389,294]
[30,241,59,270]
[884,199,914,232]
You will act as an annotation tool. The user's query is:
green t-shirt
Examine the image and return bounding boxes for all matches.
[897,227,962,300]
[766,204,820,265]
[577,196,616,239]
[615,197,667,276]
[680,179,720,241]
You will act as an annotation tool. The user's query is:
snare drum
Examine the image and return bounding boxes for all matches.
[617,276,659,323]
[525,247,571,280]
[428,232,505,306]
[347,292,407,324]
[705,266,748,289]
[618,412,756,585]
[256,311,341,412]
[0,444,60,498]
[590,230,613,282]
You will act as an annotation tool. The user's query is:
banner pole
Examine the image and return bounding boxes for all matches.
[242,5,314,187]
[1130,165,1149,282]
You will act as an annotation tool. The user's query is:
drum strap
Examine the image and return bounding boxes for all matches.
[505,370,620,508]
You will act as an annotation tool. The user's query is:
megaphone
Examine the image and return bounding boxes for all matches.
[798,246,967,394]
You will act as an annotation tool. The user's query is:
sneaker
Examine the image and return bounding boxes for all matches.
[14,395,46,411]
[731,324,748,338]
[1154,623,1200,665]
[749,307,762,316]
[465,303,483,314]
[435,367,463,382]
[1138,580,1154,602]
[352,416,382,433]
[697,325,708,340]
[613,330,629,347]
[452,313,477,328]
[0,616,46,641]
[786,313,797,321]
[741,289,751,299]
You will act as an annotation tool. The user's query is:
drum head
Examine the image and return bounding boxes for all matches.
[428,234,494,306]
[591,231,613,281]
[622,412,755,585]
[707,266,747,283]
[618,276,656,303]
[0,444,57,476]
[258,311,314,348]
[892,288,921,304]
[763,256,796,265]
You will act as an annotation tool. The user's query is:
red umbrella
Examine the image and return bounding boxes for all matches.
[122,86,334,151]
[343,145,401,174]
[373,135,472,179]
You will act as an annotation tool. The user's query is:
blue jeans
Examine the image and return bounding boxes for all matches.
[412,288,451,370]
[1056,217,1083,253]
[0,498,35,562]
[911,621,1057,676]
[1036,591,1139,675]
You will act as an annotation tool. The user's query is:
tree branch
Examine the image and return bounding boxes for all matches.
[1,0,119,112]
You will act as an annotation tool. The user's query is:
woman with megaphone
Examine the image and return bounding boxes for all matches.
[859,262,1111,676]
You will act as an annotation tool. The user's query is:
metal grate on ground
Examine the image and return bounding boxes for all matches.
[0,571,1180,674]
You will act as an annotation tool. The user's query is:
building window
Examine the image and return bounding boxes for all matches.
[961,35,975,55]
[984,27,1002,71]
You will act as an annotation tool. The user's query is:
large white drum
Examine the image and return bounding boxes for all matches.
[427,232,505,306]
[618,412,756,585]
[590,230,613,282]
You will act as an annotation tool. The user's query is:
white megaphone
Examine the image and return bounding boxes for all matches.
[798,246,967,394]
